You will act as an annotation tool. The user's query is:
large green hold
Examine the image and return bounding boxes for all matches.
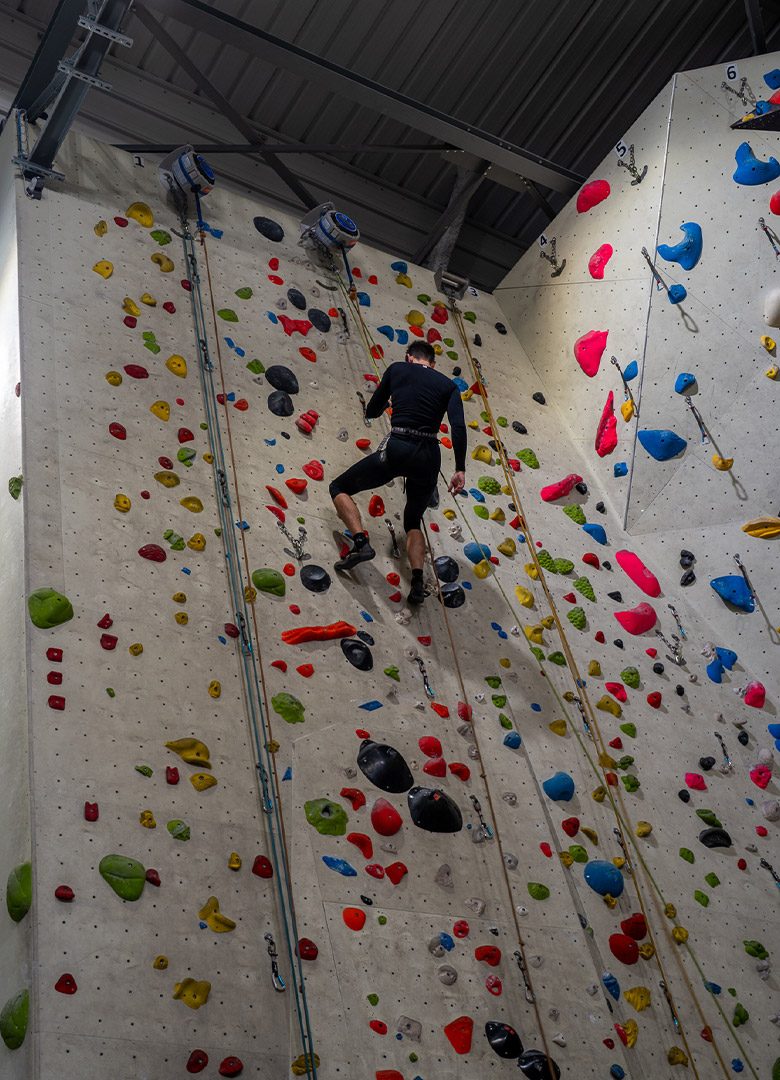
[694,889,709,907]
[305,798,347,836]
[252,568,286,597]
[536,549,557,572]
[621,667,640,689]
[0,989,28,1049]
[27,587,74,629]
[743,939,768,959]
[620,722,637,738]
[567,606,586,630]
[553,557,574,574]
[733,1002,749,1026]
[271,692,305,724]
[547,651,567,666]
[6,863,31,923]
[99,854,146,901]
[217,308,238,322]
[679,847,695,863]
[621,775,640,792]
[569,844,588,863]
[473,505,489,520]
[484,675,502,689]
[235,287,253,299]
[696,808,722,828]
[491,694,507,708]
[527,882,550,900]
[573,576,596,601]
[517,448,539,469]
[477,475,502,495]
[563,504,586,525]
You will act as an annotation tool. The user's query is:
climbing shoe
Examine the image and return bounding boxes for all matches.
[408,574,426,606]
[334,534,376,572]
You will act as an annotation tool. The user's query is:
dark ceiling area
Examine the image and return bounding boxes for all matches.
[2,0,780,289]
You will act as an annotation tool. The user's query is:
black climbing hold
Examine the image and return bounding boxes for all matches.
[680,549,695,568]
[512,420,527,435]
[265,365,299,394]
[287,287,306,310]
[508,502,516,512]
[356,630,375,646]
[613,639,624,649]
[680,569,696,587]
[441,582,466,608]
[595,501,606,514]
[434,555,460,583]
[495,322,507,335]
[737,730,749,746]
[253,216,285,242]
[699,756,716,772]
[675,684,685,696]
[452,366,462,377]
[357,739,414,793]
[341,638,373,671]
[678,789,691,803]
[268,390,294,417]
[532,392,546,405]
[473,334,482,347]
[699,826,732,849]
[652,662,665,675]
[299,565,331,593]
[485,1020,524,1059]
[602,560,612,571]
[488,440,498,452]
[360,895,374,906]
[407,786,462,833]
[280,431,291,439]
[308,308,331,333]
[575,482,588,495]
[607,591,623,603]
[518,1048,561,1080]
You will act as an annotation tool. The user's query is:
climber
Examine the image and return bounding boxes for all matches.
[329,341,467,604]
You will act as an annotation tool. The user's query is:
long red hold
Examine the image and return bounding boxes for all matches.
[281,620,356,645]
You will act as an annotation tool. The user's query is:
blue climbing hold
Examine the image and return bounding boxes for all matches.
[357,292,370,307]
[733,141,780,185]
[464,541,491,564]
[584,859,625,897]
[610,1066,626,1079]
[282,766,292,781]
[767,722,780,739]
[531,703,542,712]
[674,372,697,394]
[224,337,235,349]
[264,438,276,446]
[542,771,575,802]
[706,657,724,684]
[745,798,754,806]
[731,1059,744,1073]
[503,731,522,749]
[226,392,236,402]
[439,932,455,951]
[322,855,357,877]
[623,360,638,382]
[267,311,279,324]
[359,700,383,711]
[668,283,687,304]
[637,429,687,461]
[613,462,628,477]
[275,463,285,473]
[377,325,395,341]
[396,329,409,345]
[716,646,737,669]
[498,629,507,639]
[463,581,472,590]
[710,575,755,613]
[602,971,621,1000]
[704,981,722,995]
[657,222,703,271]
[582,522,607,545]
[390,260,408,273]
[490,621,501,631]
[452,377,469,392]
[360,611,374,623]
[469,488,485,503]
[764,68,780,88]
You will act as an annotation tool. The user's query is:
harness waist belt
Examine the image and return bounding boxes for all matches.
[390,426,439,440]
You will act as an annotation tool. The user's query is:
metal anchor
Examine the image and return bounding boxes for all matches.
[513,950,535,1003]
[572,695,592,738]
[264,933,287,992]
[759,217,780,259]
[469,795,494,841]
[684,395,710,444]
[721,76,756,109]
[385,518,400,558]
[655,628,685,666]
[216,468,231,507]
[610,356,639,419]
[235,611,252,657]
[659,980,681,1031]
[616,142,647,185]
[539,236,566,277]
[613,827,634,875]
[277,520,308,562]
[256,763,274,814]
[356,390,372,426]
[733,553,756,605]
[641,246,668,293]
[713,731,733,774]
[667,603,687,640]
[759,858,780,887]
[415,656,434,699]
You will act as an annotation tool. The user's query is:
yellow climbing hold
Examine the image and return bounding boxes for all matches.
[166,737,211,768]
[139,810,156,829]
[442,508,456,520]
[592,786,606,803]
[489,507,505,523]
[114,493,131,513]
[612,856,625,869]
[175,612,188,626]
[742,515,780,538]
[514,585,535,608]
[711,453,733,471]
[173,978,211,1009]
[588,660,602,677]
[155,471,180,488]
[548,719,567,737]
[291,1053,321,1076]
[406,309,425,326]
[153,955,168,970]
[268,738,280,753]
[766,364,779,379]
[540,615,555,629]
[603,893,617,909]
[199,896,235,932]
[151,252,175,272]
[190,772,218,792]
[638,942,655,960]
[761,334,776,352]
[596,694,622,718]
[244,585,257,604]
[624,986,651,1012]
[501,484,512,496]
[524,562,540,580]
[150,400,170,421]
[180,496,204,513]
[129,643,143,657]
[635,820,653,837]
[473,559,491,579]
[461,389,474,401]
[207,680,221,699]
[498,538,516,557]
[524,624,545,644]
[433,342,442,355]
[576,828,595,847]
[499,657,511,668]
[140,292,157,307]
[471,445,493,464]
[94,219,108,236]
[228,852,241,871]
[467,419,480,430]
[92,259,113,279]
[672,926,689,944]
[395,272,412,288]
[620,399,635,422]
[598,751,617,769]
[664,903,677,919]
[172,592,187,604]
[122,296,141,316]
[559,851,574,868]
[203,452,214,464]
[126,201,154,228]
[105,370,122,386]
[166,354,188,378]
[188,533,206,551]
[623,1019,638,1048]
[667,1047,689,1067]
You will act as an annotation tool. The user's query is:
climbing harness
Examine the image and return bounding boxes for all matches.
[616,142,647,185]
[265,933,287,993]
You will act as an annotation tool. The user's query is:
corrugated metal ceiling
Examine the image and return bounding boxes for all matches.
[4,0,780,287]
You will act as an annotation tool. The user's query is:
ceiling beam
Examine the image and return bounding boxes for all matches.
[413,163,489,266]
[743,0,767,54]
[7,0,83,117]
[142,0,584,195]
[113,140,454,156]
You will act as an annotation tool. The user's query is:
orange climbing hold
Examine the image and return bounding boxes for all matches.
[281,621,356,645]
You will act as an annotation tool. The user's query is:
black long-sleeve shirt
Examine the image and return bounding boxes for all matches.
[365,362,467,471]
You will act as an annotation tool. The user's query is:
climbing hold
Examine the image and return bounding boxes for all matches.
[699,827,732,848]
[574,329,609,377]
[268,390,294,416]
[674,372,697,394]
[637,429,687,461]
[282,621,356,645]
[710,575,755,612]
[615,550,661,596]
[92,259,113,278]
[408,786,462,832]
[733,142,780,185]
[370,798,403,836]
[542,772,575,802]
[742,515,780,538]
[300,565,331,593]
[151,252,175,273]
[588,243,614,279]
[518,1048,561,1079]
[99,854,146,901]
[614,602,657,635]
[486,1020,524,1058]
[199,896,236,932]
[27,588,73,629]
[341,638,373,671]
[595,391,618,456]
[172,978,211,1010]
[584,859,624,897]
[166,353,188,377]
[254,216,284,241]
[0,989,28,1050]
[358,741,413,793]
[126,201,154,227]
[657,222,703,271]
[265,364,299,394]
[271,692,305,724]
[582,522,607,545]
[305,798,348,836]
[577,179,611,212]
[609,933,639,965]
[443,1015,474,1055]
[5,863,31,923]
[252,568,286,596]
[166,738,210,767]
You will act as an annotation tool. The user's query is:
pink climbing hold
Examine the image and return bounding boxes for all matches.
[743,681,766,708]
[605,682,627,703]
[573,329,608,377]
[577,178,611,213]
[595,391,618,457]
[540,473,582,502]
[749,765,772,789]
[613,602,657,635]
[685,772,707,790]
[588,243,614,279]
[771,190,780,215]
[614,550,661,597]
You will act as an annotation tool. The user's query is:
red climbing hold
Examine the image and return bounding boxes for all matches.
[100,633,118,651]
[140,490,150,499]
[574,329,609,378]
[181,279,192,291]
[55,973,78,994]
[163,301,176,314]
[595,631,606,643]
[609,933,639,965]
[453,919,470,938]
[296,937,319,961]
[486,974,503,996]
[266,486,288,508]
[408,325,424,338]
[271,660,287,672]
[278,315,312,337]
[347,832,373,859]
[443,1015,474,1055]
[431,304,448,325]
[588,243,614,279]
[449,762,470,781]
[124,364,149,380]
[540,842,553,857]
[296,663,314,678]
[47,647,63,662]
[109,422,126,440]
[368,494,385,517]
[285,477,308,495]
[563,592,576,603]
[138,543,167,562]
[430,701,449,717]
[356,438,371,450]
[606,682,628,703]
[646,691,662,708]
[371,798,402,836]
[582,553,600,568]
[376,1072,404,1080]
[47,672,62,685]
[417,636,432,647]
[368,275,378,285]
[343,906,366,931]
[608,737,623,750]
[743,681,766,708]
[268,257,279,271]
[340,787,366,810]
[178,427,194,443]
[97,613,113,629]
[423,757,447,778]
[48,695,65,711]
[605,772,618,786]
[145,869,161,886]
[281,621,356,645]
[299,347,317,362]
[266,505,286,523]
[370,1020,388,1035]
[218,1057,244,1077]
[620,913,647,940]
[540,473,582,502]
[386,861,408,885]
[615,550,661,597]
[595,391,618,456]
[268,274,284,285]
[123,315,137,328]
[303,460,324,481]
[84,802,99,821]
[645,647,657,658]
[737,858,747,871]
[475,945,501,967]
[224,623,240,638]
[428,328,442,343]
[252,855,273,878]
[159,455,174,470]
[750,765,772,789]
[55,885,74,902]
[166,766,180,785]
[186,1049,209,1074]
[614,602,657,635]
[365,863,385,879]
[419,735,443,757]
[114,216,128,227]
[577,178,610,213]
[388,591,402,603]
[561,817,579,837]
[457,702,473,722]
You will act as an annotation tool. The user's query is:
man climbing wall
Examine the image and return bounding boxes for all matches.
[329,341,467,603]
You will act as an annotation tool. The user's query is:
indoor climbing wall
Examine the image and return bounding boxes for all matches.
[2,63,778,1080]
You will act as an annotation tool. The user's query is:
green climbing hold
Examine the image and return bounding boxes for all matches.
[621,775,640,793]
[252,567,286,596]
[478,476,502,495]
[367,993,379,1006]
[416,294,430,305]
[135,764,153,777]
[679,848,695,863]
[704,872,720,888]
[529,646,545,663]
[0,989,28,1050]
[8,475,22,500]
[377,914,387,925]
[409,1052,419,1063]
[743,939,768,959]
[621,667,640,689]
[480,411,490,424]
[563,504,586,525]
[163,529,185,551]
[27,587,74,629]
[696,809,722,828]
[217,308,238,321]
[547,651,567,666]
[304,798,347,836]
[150,229,172,245]
[384,665,400,681]
[773,1058,780,1080]
[446,350,458,362]
[733,1003,749,1027]
[694,890,709,907]
[177,447,196,467]
[463,311,476,323]
[491,694,507,708]
[496,416,508,428]
[246,359,265,374]
[553,557,574,574]
[271,692,305,724]
[235,287,253,299]
[5,863,31,923]
[569,844,588,863]
[167,819,190,841]
[106,687,115,697]
[517,448,539,469]
[567,606,586,630]
[536,549,556,572]
[619,722,637,738]
[616,755,635,771]
[527,882,550,900]
[443,338,454,347]
[484,675,502,689]
[474,505,489,520]
[573,576,596,601]
[498,713,512,730]
[99,854,146,901]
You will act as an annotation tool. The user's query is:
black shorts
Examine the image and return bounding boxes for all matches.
[329,434,440,532]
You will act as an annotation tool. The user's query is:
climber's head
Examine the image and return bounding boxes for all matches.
[405,341,436,367]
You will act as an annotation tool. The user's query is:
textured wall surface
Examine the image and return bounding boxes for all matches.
[2,56,778,1080]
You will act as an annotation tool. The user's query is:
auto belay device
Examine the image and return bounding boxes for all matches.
[298,202,360,287]
[159,144,215,229]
